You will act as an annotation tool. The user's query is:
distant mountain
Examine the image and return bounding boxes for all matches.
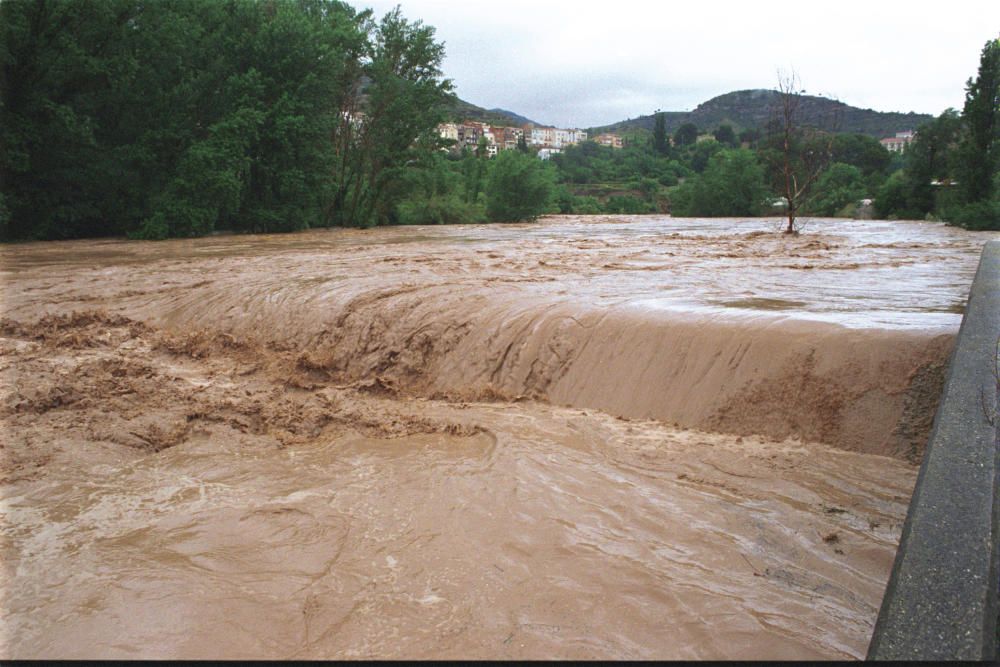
[590,89,934,139]
[446,97,543,127]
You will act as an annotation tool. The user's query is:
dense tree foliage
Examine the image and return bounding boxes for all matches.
[875,37,1000,229]
[4,2,995,236]
[539,112,896,219]
[669,149,767,217]
[485,150,556,222]
[652,112,669,155]
[0,0,453,240]
[328,7,452,228]
[713,124,738,148]
[875,110,962,219]
[673,123,698,147]
[394,152,484,225]
[688,140,725,173]
[830,134,891,181]
[957,38,1000,206]
[804,163,866,216]
[545,38,998,227]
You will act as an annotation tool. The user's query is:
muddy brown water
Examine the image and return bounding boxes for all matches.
[1,216,995,659]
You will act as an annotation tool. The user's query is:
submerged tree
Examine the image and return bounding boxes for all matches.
[764,71,838,233]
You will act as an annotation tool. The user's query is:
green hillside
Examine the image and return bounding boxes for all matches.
[446,98,542,127]
[590,89,933,138]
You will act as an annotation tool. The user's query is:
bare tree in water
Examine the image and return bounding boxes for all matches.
[766,71,839,234]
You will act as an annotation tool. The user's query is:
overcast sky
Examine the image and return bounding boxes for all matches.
[355,0,1000,129]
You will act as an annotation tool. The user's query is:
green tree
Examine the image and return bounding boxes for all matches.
[0,0,388,240]
[805,163,866,216]
[714,124,738,148]
[830,133,891,178]
[604,194,652,214]
[329,7,453,228]
[670,149,767,217]
[902,109,962,217]
[739,128,761,147]
[957,36,1000,205]
[690,140,724,173]
[1,0,139,239]
[874,171,919,219]
[142,0,360,237]
[475,135,490,159]
[653,111,669,154]
[395,151,484,225]
[673,122,698,147]
[485,151,555,222]
[461,149,488,204]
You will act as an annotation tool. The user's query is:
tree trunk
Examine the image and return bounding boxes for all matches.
[785,208,797,234]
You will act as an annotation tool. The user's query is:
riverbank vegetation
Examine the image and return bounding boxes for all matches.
[550,37,999,231]
[2,1,997,240]
[874,37,1000,229]
[1,0,457,240]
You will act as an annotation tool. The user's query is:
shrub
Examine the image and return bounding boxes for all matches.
[942,200,1000,230]
[573,196,604,214]
[604,195,652,214]
[396,195,485,225]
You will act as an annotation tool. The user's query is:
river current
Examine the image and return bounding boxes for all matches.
[1,216,994,659]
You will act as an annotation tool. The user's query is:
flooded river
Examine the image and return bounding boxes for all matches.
[1,216,995,659]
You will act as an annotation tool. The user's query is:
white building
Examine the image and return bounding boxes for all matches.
[528,126,587,149]
[529,126,555,147]
[880,131,916,153]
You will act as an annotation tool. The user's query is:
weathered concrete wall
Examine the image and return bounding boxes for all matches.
[868,241,1000,660]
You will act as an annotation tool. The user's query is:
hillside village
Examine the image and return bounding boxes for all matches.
[438,121,623,158]
[441,117,915,160]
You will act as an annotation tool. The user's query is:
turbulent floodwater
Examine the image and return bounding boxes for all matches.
[1,216,995,659]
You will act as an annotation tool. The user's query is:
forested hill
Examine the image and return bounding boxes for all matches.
[591,89,934,138]
[446,98,542,127]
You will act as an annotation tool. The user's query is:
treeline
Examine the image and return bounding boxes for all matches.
[550,37,1000,230]
[547,129,893,219]
[0,0,467,240]
[4,1,997,241]
[875,38,1000,229]
[391,146,556,225]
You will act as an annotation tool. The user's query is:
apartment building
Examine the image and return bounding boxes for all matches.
[593,133,623,149]
[880,130,915,153]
